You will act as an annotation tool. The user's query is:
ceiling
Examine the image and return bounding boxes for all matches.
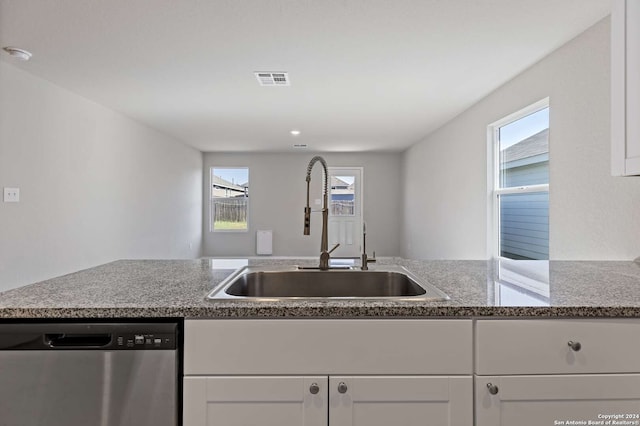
[0,0,611,152]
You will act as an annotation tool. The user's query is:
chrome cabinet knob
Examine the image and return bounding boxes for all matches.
[337,382,348,394]
[568,341,582,351]
[309,383,320,395]
[487,383,499,395]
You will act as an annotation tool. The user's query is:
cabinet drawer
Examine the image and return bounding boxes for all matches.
[185,319,472,375]
[476,319,640,375]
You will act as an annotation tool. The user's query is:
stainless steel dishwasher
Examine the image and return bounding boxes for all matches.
[0,322,179,426]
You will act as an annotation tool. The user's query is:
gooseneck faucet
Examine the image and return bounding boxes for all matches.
[304,156,339,270]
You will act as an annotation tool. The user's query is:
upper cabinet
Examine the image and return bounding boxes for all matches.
[612,0,640,176]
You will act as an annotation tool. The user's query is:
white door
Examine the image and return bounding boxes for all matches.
[329,376,473,426]
[328,167,363,258]
[476,374,640,426]
[183,376,328,426]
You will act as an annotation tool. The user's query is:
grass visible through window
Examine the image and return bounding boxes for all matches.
[214,220,248,230]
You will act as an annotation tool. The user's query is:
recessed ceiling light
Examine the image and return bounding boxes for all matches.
[3,47,32,61]
[290,129,301,136]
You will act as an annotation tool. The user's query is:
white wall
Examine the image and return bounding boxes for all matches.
[0,61,203,291]
[402,17,640,261]
[203,152,402,257]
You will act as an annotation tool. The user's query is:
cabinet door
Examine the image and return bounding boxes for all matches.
[183,376,327,426]
[329,376,472,426]
[612,0,640,175]
[476,375,640,426]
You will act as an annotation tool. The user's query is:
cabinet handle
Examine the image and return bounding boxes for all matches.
[567,341,582,351]
[309,383,320,395]
[337,382,348,394]
[487,383,499,395]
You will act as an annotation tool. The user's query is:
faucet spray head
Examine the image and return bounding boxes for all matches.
[304,207,311,235]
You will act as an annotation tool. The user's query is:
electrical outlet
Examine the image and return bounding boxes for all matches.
[3,187,19,203]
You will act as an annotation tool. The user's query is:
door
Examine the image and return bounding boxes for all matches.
[476,374,640,426]
[329,376,472,426]
[328,167,363,258]
[183,376,328,426]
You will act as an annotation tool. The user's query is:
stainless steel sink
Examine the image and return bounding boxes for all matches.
[207,265,449,301]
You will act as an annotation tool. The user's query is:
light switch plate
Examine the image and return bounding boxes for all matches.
[4,187,19,202]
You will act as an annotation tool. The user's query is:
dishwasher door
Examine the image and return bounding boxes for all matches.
[0,322,178,426]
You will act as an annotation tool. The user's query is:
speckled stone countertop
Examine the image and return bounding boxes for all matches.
[1,258,640,318]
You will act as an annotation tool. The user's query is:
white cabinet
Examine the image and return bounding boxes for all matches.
[184,375,472,426]
[183,376,328,426]
[329,376,471,426]
[476,319,640,374]
[476,319,640,426]
[476,375,640,426]
[184,319,472,375]
[612,0,640,176]
[184,318,640,425]
[183,319,473,426]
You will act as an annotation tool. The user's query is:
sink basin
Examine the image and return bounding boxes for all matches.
[207,265,449,301]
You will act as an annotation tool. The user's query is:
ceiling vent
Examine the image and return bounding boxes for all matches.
[255,72,290,86]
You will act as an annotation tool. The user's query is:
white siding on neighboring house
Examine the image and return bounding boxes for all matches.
[500,190,549,260]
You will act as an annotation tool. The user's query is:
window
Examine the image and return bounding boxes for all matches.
[210,167,249,231]
[489,99,549,260]
[330,175,356,216]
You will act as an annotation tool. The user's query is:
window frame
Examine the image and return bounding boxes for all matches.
[210,166,249,233]
[487,98,550,260]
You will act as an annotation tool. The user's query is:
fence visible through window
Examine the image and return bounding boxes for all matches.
[214,198,247,223]
[211,167,249,231]
[331,200,354,215]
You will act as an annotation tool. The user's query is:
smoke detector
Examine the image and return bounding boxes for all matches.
[3,47,32,61]
[254,72,290,86]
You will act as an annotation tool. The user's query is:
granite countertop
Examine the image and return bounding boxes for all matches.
[1,258,640,319]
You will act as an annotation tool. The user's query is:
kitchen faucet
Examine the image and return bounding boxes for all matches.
[304,155,339,270]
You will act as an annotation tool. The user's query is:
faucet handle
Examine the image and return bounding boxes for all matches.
[328,243,340,254]
[368,251,377,263]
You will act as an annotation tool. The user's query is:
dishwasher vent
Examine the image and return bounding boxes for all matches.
[254,72,290,86]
